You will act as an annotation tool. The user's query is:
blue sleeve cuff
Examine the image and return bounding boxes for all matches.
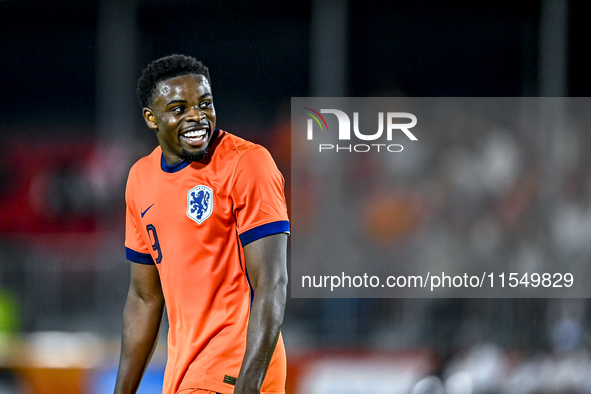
[239,220,290,247]
[126,247,155,265]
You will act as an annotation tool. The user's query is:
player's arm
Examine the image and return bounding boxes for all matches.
[113,263,165,394]
[234,232,288,394]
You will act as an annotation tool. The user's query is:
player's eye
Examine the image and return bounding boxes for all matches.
[199,100,213,109]
[171,106,186,114]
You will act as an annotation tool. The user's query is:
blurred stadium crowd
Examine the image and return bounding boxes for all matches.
[2,0,591,393]
[288,97,591,392]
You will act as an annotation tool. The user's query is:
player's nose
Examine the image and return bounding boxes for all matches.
[186,106,205,121]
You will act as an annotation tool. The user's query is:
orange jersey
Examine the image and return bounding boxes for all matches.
[124,130,289,394]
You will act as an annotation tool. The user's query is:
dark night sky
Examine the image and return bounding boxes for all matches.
[0,0,589,134]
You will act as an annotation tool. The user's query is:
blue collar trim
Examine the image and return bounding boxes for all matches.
[161,154,190,173]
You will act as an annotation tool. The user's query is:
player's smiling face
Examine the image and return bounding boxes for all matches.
[143,74,216,165]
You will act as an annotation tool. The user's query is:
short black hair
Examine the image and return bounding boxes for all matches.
[137,54,211,108]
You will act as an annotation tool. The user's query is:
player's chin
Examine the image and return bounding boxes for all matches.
[180,144,210,163]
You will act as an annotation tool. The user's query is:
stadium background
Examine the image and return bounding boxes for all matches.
[1,0,591,392]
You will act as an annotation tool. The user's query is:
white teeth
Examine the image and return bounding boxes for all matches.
[183,130,206,138]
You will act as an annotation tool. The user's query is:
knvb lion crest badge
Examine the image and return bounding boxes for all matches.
[187,185,213,224]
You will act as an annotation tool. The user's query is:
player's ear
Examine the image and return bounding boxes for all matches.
[143,108,159,132]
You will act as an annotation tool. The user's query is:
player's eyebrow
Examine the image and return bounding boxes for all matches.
[165,93,212,107]
[166,99,188,107]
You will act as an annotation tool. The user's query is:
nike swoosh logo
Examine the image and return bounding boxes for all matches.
[141,203,155,218]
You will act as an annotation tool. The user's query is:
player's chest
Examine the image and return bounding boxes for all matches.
[135,173,234,232]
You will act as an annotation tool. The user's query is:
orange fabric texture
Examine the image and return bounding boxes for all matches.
[125,131,288,394]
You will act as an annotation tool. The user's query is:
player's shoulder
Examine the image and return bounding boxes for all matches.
[129,146,161,171]
[219,130,258,154]
[127,146,161,184]
[218,130,274,163]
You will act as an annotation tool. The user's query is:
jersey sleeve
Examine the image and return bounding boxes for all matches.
[231,145,290,246]
[124,171,154,265]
